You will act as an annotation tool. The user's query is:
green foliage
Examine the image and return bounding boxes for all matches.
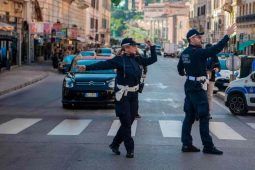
[111,0,122,6]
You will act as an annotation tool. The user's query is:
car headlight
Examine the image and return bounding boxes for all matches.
[108,79,115,88]
[64,78,74,88]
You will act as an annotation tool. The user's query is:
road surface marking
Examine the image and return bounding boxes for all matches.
[159,120,182,138]
[48,119,92,135]
[0,118,41,134]
[107,120,137,137]
[247,123,255,129]
[213,99,231,113]
[210,122,246,140]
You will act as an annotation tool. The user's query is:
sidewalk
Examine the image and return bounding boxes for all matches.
[0,62,51,96]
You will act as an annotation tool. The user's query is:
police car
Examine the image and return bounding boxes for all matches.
[225,71,255,115]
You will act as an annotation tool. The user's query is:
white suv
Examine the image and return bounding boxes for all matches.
[225,71,255,115]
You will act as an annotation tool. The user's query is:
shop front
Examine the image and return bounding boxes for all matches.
[0,22,18,69]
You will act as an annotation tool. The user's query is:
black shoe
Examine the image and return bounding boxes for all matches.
[109,144,120,155]
[126,152,134,158]
[182,145,200,152]
[203,147,223,155]
[136,114,141,118]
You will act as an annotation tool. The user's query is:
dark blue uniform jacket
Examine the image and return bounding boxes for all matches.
[177,35,230,78]
[86,46,157,91]
[177,35,230,92]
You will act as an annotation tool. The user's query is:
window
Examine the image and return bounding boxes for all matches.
[253,2,255,14]
[207,21,210,30]
[246,4,248,15]
[201,5,206,15]
[249,3,252,14]
[91,0,96,8]
[96,0,99,10]
[102,19,107,29]
[95,19,98,32]
[90,18,94,29]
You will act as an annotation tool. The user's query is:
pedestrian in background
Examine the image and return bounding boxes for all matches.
[78,38,157,158]
[177,24,236,155]
[205,43,221,113]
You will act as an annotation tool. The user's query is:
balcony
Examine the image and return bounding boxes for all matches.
[236,14,255,23]
[62,0,89,9]
[75,0,90,9]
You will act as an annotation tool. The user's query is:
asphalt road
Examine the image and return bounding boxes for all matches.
[0,56,255,170]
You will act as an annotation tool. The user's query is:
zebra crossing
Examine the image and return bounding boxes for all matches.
[0,117,254,141]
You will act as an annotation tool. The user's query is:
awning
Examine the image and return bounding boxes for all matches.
[238,40,255,51]
[0,22,14,31]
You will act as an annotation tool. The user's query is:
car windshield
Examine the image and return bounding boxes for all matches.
[63,55,75,63]
[156,45,161,49]
[96,48,112,55]
[80,51,95,56]
[71,60,115,74]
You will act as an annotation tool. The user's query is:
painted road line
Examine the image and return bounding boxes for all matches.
[48,119,92,135]
[107,120,137,137]
[159,120,182,138]
[210,122,246,140]
[247,123,255,129]
[213,99,231,113]
[0,118,42,134]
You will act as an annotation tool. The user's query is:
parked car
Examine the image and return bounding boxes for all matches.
[62,57,116,108]
[96,48,113,57]
[58,55,76,73]
[79,51,96,57]
[225,71,255,115]
[155,45,162,56]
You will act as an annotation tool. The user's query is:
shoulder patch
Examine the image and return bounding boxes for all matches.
[181,54,191,64]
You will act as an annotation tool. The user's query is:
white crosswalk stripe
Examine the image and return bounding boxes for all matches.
[107,120,137,137]
[48,119,92,135]
[0,118,42,134]
[247,123,255,129]
[159,120,182,138]
[209,122,246,140]
[0,118,252,141]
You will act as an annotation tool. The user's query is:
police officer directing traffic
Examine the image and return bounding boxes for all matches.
[78,38,157,158]
[177,24,236,155]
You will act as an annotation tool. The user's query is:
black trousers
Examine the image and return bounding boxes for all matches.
[112,92,138,153]
[181,80,214,148]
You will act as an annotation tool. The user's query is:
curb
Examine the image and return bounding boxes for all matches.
[216,91,225,100]
[0,65,19,73]
[0,72,49,96]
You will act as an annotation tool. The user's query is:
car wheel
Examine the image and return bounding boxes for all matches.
[62,103,72,109]
[228,94,248,115]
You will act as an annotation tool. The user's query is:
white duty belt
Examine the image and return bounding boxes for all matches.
[187,76,209,91]
[115,84,139,101]
[187,76,207,81]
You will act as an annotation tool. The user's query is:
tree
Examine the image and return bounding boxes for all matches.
[112,0,122,6]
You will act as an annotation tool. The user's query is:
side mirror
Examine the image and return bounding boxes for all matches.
[251,73,255,82]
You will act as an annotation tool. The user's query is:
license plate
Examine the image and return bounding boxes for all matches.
[85,93,98,97]
[223,83,229,86]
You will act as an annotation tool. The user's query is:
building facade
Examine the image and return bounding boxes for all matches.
[143,1,189,45]
[0,0,111,65]
[0,0,25,66]
[189,0,255,55]
[236,0,255,55]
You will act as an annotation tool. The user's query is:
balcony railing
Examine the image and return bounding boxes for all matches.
[236,14,255,23]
